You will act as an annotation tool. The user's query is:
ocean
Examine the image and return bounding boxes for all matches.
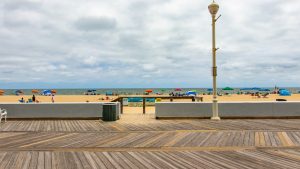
[1,88,300,95]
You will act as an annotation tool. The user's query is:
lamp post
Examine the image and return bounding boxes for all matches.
[208,0,221,120]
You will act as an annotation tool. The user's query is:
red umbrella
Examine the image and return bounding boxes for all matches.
[175,88,182,91]
[145,89,153,93]
[32,89,39,94]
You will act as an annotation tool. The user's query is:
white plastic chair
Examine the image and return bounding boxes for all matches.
[0,108,7,123]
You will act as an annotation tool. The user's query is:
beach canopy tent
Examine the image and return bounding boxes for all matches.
[222,87,234,91]
[42,90,52,96]
[279,89,291,96]
[15,90,24,95]
[186,91,197,96]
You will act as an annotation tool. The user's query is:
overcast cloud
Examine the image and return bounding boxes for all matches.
[0,0,299,88]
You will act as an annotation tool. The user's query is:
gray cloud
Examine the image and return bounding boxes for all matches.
[74,17,117,31]
[0,0,300,88]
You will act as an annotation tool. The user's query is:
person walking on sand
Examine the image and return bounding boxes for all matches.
[32,95,36,102]
[51,94,55,103]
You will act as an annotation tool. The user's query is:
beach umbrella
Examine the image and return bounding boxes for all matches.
[279,89,291,96]
[186,91,197,96]
[145,89,153,93]
[0,90,4,95]
[42,90,52,96]
[207,88,213,92]
[175,88,182,91]
[222,87,234,91]
[15,90,24,95]
[32,89,39,94]
[51,90,57,94]
[251,87,261,90]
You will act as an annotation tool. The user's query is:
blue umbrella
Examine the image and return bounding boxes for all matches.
[251,87,261,90]
[42,90,52,96]
[207,88,213,92]
[186,91,197,96]
[279,89,291,96]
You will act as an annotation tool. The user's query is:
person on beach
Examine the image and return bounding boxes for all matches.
[32,95,36,102]
[19,97,24,103]
[51,94,55,103]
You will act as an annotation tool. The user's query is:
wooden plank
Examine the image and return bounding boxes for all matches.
[278,132,295,147]
[95,152,116,169]
[28,151,38,169]
[37,152,45,169]
[22,152,32,169]
[44,152,52,169]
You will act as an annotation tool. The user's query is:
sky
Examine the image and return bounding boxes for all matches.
[0,0,300,89]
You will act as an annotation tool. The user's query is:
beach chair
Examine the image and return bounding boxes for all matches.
[0,108,7,123]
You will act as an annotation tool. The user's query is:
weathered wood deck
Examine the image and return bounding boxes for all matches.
[1,113,300,168]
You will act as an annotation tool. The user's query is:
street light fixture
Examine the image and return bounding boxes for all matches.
[208,0,221,120]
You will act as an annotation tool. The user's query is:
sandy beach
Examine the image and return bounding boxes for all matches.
[1,94,300,103]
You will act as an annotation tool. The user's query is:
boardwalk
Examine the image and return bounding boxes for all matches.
[1,113,300,168]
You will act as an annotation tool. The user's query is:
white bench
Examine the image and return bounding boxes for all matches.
[0,108,7,123]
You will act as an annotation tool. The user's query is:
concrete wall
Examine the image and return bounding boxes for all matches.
[155,102,300,118]
[0,102,120,119]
